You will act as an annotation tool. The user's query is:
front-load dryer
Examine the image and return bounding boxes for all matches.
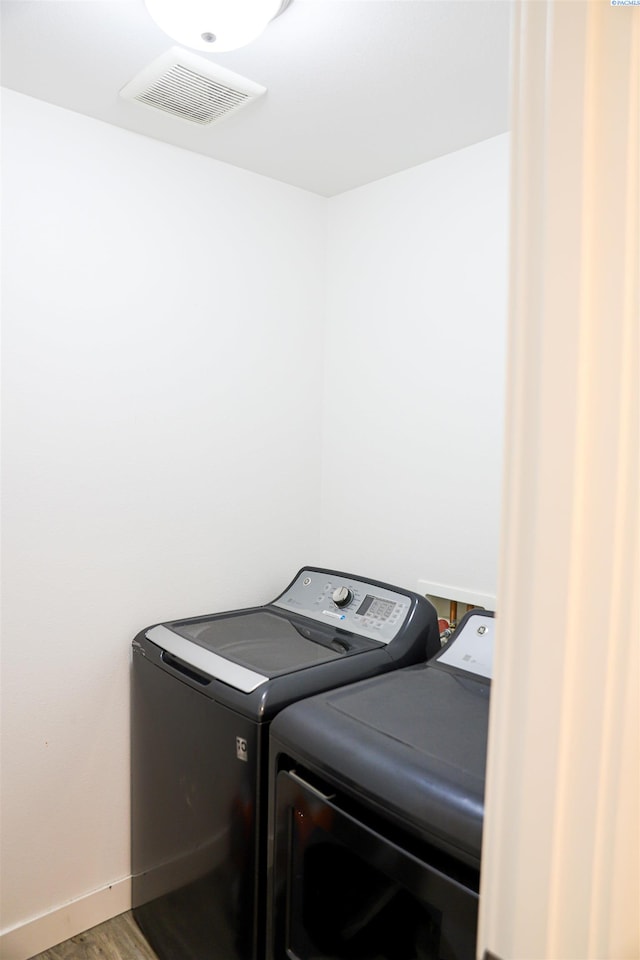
[268,609,495,960]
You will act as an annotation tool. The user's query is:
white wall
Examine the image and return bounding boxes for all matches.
[319,135,509,598]
[1,91,509,957]
[0,90,326,948]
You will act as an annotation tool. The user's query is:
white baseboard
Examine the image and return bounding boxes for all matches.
[0,876,131,960]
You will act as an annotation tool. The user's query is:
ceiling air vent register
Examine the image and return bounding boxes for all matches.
[120,48,266,126]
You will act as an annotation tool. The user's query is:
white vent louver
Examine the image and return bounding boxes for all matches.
[120,48,266,126]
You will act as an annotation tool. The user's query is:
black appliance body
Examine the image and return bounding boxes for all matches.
[131,567,439,960]
[268,609,495,960]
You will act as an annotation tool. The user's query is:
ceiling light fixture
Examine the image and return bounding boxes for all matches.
[144,0,293,54]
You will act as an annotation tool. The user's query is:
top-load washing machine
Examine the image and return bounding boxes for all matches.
[131,566,439,960]
[267,609,495,960]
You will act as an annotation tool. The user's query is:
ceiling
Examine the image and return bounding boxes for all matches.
[1,0,512,197]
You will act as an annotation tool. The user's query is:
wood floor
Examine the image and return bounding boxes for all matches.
[29,912,159,960]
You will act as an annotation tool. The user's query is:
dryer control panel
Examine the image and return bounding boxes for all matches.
[273,568,412,645]
[436,612,495,680]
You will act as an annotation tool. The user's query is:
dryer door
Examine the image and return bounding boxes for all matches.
[269,769,479,960]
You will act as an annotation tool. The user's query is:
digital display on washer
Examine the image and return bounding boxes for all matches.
[356,595,397,620]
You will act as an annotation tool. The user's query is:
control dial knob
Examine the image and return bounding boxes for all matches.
[332,586,353,608]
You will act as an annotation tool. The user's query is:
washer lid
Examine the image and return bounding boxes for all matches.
[157,610,372,683]
[146,624,269,692]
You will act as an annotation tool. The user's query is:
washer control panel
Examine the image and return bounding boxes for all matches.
[272,568,412,645]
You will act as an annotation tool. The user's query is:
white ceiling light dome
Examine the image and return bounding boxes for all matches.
[144,0,293,53]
